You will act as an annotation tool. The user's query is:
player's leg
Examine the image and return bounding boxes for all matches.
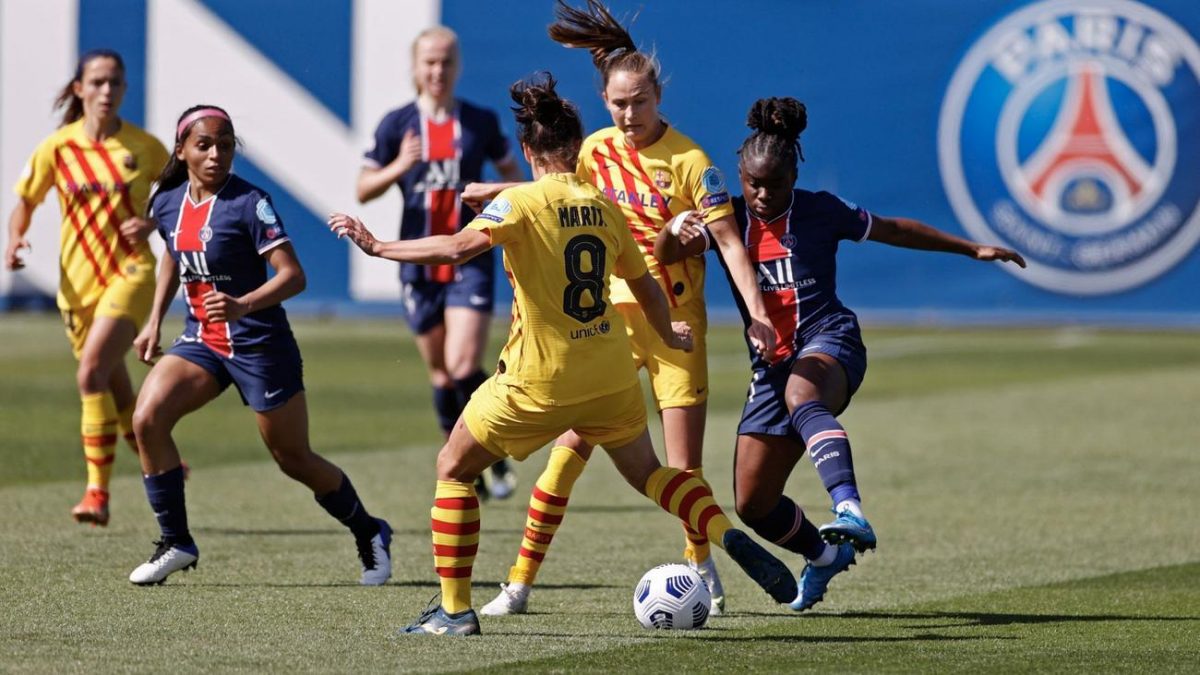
[734,433,855,611]
[107,361,138,453]
[591,383,795,604]
[253,392,391,584]
[481,431,593,616]
[444,299,515,499]
[128,353,221,584]
[71,313,138,525]
[787,349,875,552]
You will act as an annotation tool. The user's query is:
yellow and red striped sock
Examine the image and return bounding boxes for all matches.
[644,467,734,549]
[680,467,712,564]
[431,480,480,614]
[81,392,118,491]
[117,402,137,454]
[509,446,588,586]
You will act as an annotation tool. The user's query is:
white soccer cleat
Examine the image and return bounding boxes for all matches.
[690,556,726,615]
[129,540,199,585]
[358,519,393,586]
[480,582,530,616]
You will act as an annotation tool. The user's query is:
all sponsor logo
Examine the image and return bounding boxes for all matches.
[938,0,1200,295]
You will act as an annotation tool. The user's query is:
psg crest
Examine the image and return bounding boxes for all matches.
[938,0,1200,295]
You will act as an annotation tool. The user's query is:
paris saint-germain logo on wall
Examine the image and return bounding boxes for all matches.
[938,0,1200,295]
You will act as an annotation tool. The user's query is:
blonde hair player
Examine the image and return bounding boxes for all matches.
[463,0,776,617]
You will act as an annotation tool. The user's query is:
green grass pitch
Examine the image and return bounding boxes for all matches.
[1,314,1198,672]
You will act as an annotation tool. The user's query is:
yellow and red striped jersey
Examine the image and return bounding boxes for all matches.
[13,119,168,310]
[468,172,648,405]
[577,125,734,307]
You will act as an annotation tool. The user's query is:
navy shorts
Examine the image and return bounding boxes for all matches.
[402,263,494,335]
[737,320,867,437]
[167,336,305,412]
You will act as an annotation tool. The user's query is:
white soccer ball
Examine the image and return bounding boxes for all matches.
[632,563,711,630]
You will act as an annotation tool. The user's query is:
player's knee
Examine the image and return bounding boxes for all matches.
[132,403,161,443]
[75,360,109,393]
[734,492,775,524]
[784,387,821,414]
[435,446,479,483]
[269,444,315,478]
[427,369,453,389]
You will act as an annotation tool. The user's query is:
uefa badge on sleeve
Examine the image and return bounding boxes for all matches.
[938,0,1200,296]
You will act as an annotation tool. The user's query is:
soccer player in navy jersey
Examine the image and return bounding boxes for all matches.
[357,26,523,499]
[121,105,392,586]
[658,97,1025,610]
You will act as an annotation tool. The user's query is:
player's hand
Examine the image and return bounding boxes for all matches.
[461,182,502,213]
[746,318,776,362]
[327,213,381,256]
[118,216,157,246]
[392,129,423,177]
[668,320,694,353]
[202,291,249,323]
[133,322,162,365]
[975,245,1027,268]
[669,210,708,247]
[4,237,31,270]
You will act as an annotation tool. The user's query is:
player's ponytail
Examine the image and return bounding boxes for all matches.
[739,97,808,175]
[548,0,661,91]
[151,104,236,207]
[510,72,583,168]
[53,49,125,127]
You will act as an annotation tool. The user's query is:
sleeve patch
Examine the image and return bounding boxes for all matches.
[477,213,504,223]
[255,197,278,224]
[701,193,730,208]
[701,166,727,195]
[483,198,512,218]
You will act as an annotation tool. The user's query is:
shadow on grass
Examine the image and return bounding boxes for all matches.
[836,610,1200,628]
[485,630,1009,644]
[196,527,525,537]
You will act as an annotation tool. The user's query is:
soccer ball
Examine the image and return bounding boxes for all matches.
[632,563,711,630]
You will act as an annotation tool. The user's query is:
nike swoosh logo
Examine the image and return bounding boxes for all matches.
[264,389,283,399]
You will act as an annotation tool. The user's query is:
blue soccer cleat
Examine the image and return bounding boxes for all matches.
[721,529,797,604]
[400,604,482,636]
[818,508,877,553]
[790,542,856,612]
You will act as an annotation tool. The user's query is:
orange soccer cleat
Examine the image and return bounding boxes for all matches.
[71,487,110,527]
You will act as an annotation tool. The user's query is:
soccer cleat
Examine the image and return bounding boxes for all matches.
[818,508,877,553]
[488,461,518,501]
[400,604,482,636]
[480,582,530,616]
[790,543,856,612]
[129,539,199,585]
[71,488,110,527]
[689,556,725,615]
[357,518,393,586]
[721,529,796,604]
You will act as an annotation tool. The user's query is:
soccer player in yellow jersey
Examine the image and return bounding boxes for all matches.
[5,50,169,526]
[330,73,794,636]
[464,0,776,616]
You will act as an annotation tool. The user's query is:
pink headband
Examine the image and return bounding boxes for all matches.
[176,108,231,140]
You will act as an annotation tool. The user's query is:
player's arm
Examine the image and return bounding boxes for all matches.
[654,210,710,264]
[4,198,36,270]
[461,182,523,213]
[357,128,422,204]
[869,216,1026,267]
[626,271,693,353]
[328,212,492,265]
[705,214,775,359]
[202,243,307,323]
[135,254,181,363]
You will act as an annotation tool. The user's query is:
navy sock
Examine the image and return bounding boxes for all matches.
[144,466,193,547]
[830,482,861,505]
[315,474,380,541]
[790,401,858,498]
[432,386,459,435]
[453,370,489,408]
[741,496,826,560]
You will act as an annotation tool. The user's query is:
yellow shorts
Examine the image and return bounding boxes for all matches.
[619,298,708,410]
[463,376,648,461]
[60,262,155,359]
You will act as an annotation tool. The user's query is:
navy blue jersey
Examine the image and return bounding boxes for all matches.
[151,175,293,356]
[363,99,510,284]
[720,190,872,367]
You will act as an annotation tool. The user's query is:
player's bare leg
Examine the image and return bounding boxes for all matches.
[660,403,723,611]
